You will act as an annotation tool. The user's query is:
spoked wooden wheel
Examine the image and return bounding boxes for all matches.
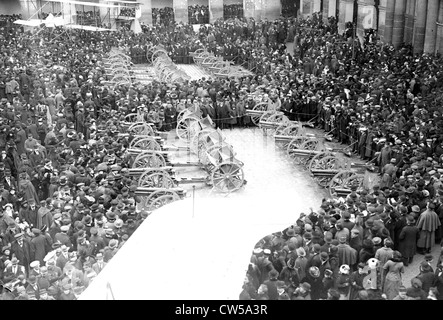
[138,169,175,188]
[148,194,180,211]
[259,111,286,133]
[129,136,149,149]
[211,161,245,193]
[128,122,154,136]
[281,123,305,137]
[132,151,166,169]
[125,113,140,123]
[286,136,310,162]
[146,44,155,63]
[309,154,341,188]
[308,152,338,171]
[328,170,355,198]
[142,190,180,211]
[176,109,189,124]
[131,137,162,151]
[192,128,216,157]
[298,139,322,167]
[274,123,290,136]
[250,102,268,126]
[151,49,168,63]
[202,143,235,166]
[344,174,365,192]
[176,117,201,142]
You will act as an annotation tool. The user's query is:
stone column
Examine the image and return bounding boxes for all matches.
[313,0,321,13]
[392,0,406,48]
[437,0,443,54]
[139,0,153,25]
[378,0,387,42]
[413,0,427,54]
[338,0,355,35]
[424,0,439,53]
[357,0,377,40]
[384,0,395,44]
[323,0,330,21]
[329,0,337,18]
[244,0,255,19]
[264,0,282,20]
[173,0,188,24]
[208,0,223,22]
[404,0,416,44]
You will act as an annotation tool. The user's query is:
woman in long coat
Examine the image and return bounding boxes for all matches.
[383,251,405,300]
[220,98,236,129]
[18,172,39,205]
[398,215,420,265]
[416,203,441,254]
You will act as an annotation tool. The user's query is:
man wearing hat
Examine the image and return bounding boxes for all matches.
[398,215,419,266]
[56,245,70,271]
[10,232,32,275]
[3,257,26,283]
[337,235,358,270]
[103,239,119,263]
[320,231,333,253]
[2,168,17,191]
[36,198,53,231]
[349,262,368,300]
[416,261,436,295]
[29,260,41,278]
[30,227,49,265]
[392,285,409,300]
[54,225,72,249]
[3,220,20,244]
[25,275,41,300]
[92,252,107,275]
[292,282,311,300]
[49,211,63,240]
[46,259,63,285]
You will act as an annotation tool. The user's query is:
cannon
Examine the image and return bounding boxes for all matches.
[128,145,245,194]
[102,49,134,89]
[190,49,253,78]
[126,121,245,195]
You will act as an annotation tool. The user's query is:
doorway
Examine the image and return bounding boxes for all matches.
[151,0,174,26]
[188,0,209,24]
[223,0,244,20]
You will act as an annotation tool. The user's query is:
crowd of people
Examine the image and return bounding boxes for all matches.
[235,12,443,300]
[0,6,442,301]
[223,4,244,20]
[188,5,209,25]
[151,7,174,26]
[75,11,101,27]
[120,7,136,18]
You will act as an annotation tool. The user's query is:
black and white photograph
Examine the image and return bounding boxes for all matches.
[0,0,442,305]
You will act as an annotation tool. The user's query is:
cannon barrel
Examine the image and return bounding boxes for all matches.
[135,187,186,196]
[310,169,341,177]
[245,110,265,117]
[288,149,323,157]
[128,167,175,177]
[274,135,294,143]
[331,188,352,196]
[127,149,169,157]
[259,121,281,129]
